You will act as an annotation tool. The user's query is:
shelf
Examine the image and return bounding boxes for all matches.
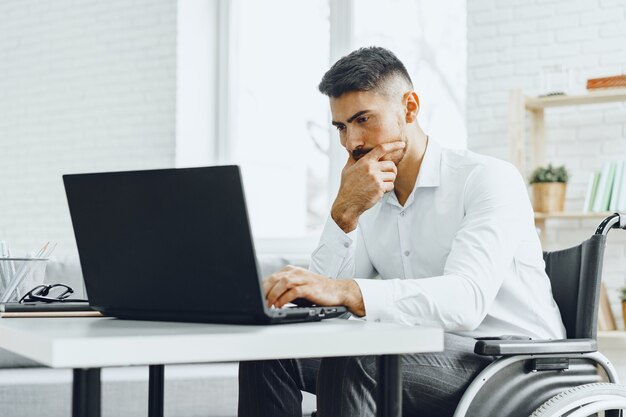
[509,87,626,244]
[525,87,626,110]
[534,211,613,220]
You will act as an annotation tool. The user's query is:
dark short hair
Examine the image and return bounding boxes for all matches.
[318,46,413,98]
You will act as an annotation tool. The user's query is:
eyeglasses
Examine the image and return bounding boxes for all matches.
[19,283,87,304]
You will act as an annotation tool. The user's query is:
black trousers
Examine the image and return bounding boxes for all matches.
[238,333,494,417]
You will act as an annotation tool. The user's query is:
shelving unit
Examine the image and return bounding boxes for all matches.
[524,88,626,110]
[533,212,613,238]
[533,211,614,220]
[507,89,626,380]
[508,87,626,240]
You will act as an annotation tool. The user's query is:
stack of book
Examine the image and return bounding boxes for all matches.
[584,161,626,213]
[587,75,626,90]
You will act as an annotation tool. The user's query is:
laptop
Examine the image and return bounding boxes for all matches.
[63,165,347,324]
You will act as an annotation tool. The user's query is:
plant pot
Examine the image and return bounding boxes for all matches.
[532,182,566,213]
[622,300,626,330]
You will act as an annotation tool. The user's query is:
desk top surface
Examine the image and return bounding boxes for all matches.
[0,317,443,368]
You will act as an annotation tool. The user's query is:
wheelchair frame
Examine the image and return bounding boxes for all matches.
[453,213,626,417]
[453,351,620,416]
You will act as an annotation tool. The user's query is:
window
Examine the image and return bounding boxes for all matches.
[353,0,467,149]
[214,0,467,251]
[229,0,332,239]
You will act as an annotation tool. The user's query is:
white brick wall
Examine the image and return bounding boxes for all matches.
[468,0,626,327]
[0,0,177,258]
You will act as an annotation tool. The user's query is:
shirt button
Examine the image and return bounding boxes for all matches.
[344,242,350,248]
[375,319,381,323]
[404,250,410,257]
[400,211,406,217]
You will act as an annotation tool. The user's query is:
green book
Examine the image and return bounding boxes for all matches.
[593,162,615,212]
[609,161,624,211]
[602,162,617,211]
[584,172,600,213]
[619,161,626,212]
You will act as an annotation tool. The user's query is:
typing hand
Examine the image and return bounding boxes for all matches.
[262,266,365,316]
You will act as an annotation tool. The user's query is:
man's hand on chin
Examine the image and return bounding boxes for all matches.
[332,141,405,233]
[263,265,365,317]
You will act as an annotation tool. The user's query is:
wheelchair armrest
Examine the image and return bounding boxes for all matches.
[474,338,597,356]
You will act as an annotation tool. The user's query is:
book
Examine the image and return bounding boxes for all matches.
[583,171,600,213]
[602,161,617,211]
[609,161,624,211]
[592,161,615,212]
[587,75,626,90]
[619,161,626,212]
[0,301,102,318]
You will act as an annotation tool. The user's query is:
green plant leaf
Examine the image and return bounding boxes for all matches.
[529,163,569,184]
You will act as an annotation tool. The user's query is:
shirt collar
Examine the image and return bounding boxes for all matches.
[414,138,442,188]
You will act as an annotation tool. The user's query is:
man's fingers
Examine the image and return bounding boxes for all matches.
[382,182,395,192]
[266,276,306,307]
[378,161,397,174]
[262,275,278,298]
[344,152,357,168]
[263,270,287,297]
[274,287,304,308]
[364,141,405,161]
[379,172,396,183]
[266,277,289,307]
[263,265,301,297]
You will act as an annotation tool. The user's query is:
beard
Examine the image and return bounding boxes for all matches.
[351,131,408,164]
[351,148,370,160]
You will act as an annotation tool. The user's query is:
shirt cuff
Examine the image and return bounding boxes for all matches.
[309,216,357,278]
[319,215,357,252]
[353,278,395,322]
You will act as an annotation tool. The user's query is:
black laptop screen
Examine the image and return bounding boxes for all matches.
[63,165,264,317]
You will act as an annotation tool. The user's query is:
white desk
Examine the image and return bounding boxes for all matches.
[0,317,443,417]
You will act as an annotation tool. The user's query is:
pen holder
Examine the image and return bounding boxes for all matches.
[0,258,49,302]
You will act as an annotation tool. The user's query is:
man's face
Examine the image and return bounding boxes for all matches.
[330,89,408,164]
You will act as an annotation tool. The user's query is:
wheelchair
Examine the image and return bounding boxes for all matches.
[309,213,626,417]
[452,213,626,417]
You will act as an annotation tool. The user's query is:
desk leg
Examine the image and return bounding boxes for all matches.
[72,368,101,417]
[148,364,165,417]
[377,355,402,417]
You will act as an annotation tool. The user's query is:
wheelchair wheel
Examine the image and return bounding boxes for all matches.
[530,383,626,417]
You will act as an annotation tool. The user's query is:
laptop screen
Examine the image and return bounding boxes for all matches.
[63,165,265,318]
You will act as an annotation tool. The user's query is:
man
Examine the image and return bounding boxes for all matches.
[239,47,565,417]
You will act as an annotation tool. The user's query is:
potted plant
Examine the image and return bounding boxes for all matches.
[529,164,569,213]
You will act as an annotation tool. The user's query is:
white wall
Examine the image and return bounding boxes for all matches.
[354,0,467,150]
[467,0,626,327]
[175,0,218,168]
[0,0,178,258]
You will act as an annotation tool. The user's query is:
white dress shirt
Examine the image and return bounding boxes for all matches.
[310,139,566,340]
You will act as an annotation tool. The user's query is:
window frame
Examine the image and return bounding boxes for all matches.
[216,0,355,257]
